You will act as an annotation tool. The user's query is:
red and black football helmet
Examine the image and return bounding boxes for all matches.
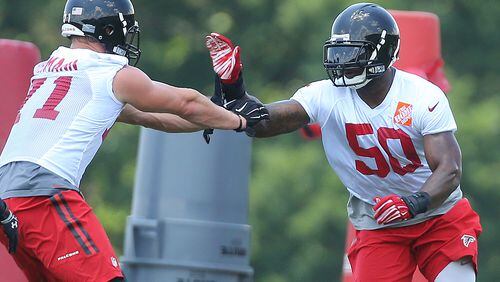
[323,3,400,89]
[61,0,141,66]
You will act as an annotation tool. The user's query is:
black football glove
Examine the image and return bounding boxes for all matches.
[0,200,18,254]
[221,71,246,101]
[203,74,225,144]
[205,33,268,137]
[224,97,269,137]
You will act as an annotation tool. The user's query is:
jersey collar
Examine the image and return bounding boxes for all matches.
[352,69,399,117]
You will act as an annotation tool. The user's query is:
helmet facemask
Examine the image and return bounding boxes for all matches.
[323,3,401,89]
[323,35,390,89]
[111,19,141,66]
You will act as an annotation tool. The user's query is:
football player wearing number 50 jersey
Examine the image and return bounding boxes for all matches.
[0,0,269,281]
[206,3,481,282]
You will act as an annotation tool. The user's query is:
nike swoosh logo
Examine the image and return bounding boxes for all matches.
[235,102,248,113]
[428,101,439,112]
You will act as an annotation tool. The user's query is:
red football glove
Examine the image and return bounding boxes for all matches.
[205,33,242,84]
[373,195,412,225]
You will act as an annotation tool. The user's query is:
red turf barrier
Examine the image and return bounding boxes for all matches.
[391,10,450,93]
[0,39,40,282]
[340,10,448,282]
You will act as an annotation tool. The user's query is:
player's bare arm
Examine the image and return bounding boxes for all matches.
[117,104,203,132]
[252,99,310,138]
[420,131,462,209]
[113,66,244,130]
[374,130,462,225]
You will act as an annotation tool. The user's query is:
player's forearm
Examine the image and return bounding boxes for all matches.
[419,160,461,209]
[253,101,310,138]
[114,74,241,130]
[118,104,203,132]
[420,132,462,209]
[149,113,204,132]
[179,91,242,130]
[135,112,203,133]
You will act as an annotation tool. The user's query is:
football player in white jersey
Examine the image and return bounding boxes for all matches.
[206,3,481,282]
[0,0,268,281]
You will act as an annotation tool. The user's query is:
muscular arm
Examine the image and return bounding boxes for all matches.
[117,104,203,132]
[252,99,310,138]
[113,66,243,131]
[420,131,462,209]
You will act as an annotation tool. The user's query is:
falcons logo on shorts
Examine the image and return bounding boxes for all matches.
[461,234,476,247]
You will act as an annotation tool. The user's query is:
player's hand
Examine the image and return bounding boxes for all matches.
[205,33,242,84]
[205,33,251,102]
[373,195,412,225]
[0,201,19,254]
[224,98,269,136]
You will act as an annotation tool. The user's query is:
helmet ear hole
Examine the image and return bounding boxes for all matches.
[104,25,114,36]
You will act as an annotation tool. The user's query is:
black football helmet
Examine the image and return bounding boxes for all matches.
[61,0,141,66]
[323,3,400,89]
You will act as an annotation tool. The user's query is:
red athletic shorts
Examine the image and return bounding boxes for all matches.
[0,190,124,281]
[347,198,482,282]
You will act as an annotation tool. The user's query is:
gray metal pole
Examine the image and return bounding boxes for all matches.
[121,128,253,282]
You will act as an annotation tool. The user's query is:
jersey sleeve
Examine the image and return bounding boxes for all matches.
[290,81,329,124]
[415,90,457,135]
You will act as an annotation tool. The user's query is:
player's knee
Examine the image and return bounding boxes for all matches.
[435,256,476,282]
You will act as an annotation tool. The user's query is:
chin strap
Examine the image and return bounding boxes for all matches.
[334,68,371,89]
[347,78,371,90]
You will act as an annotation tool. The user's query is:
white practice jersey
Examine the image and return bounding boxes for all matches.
[0,47,128,187]
[292,69,462,229]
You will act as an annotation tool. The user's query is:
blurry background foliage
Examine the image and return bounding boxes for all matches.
[1,0,499,281]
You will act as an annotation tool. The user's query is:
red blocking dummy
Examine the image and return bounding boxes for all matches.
[0,38,40,282]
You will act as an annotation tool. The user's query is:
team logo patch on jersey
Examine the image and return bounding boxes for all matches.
[461,234,476,247]
[394,102,413,126]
